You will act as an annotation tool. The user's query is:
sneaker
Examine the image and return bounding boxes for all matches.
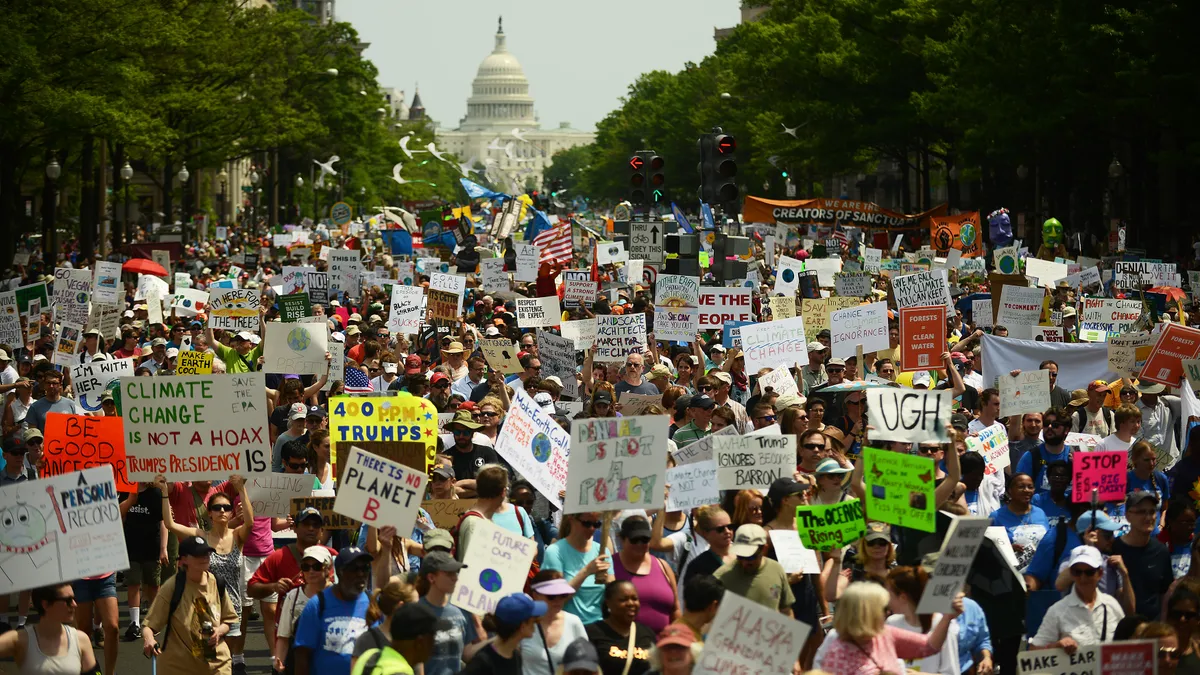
[91,627,104,647]
[123,623,141,642]
[247,606,259,621]
[232,662,247,675]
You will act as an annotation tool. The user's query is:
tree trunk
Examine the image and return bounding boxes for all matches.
[79,136,95,262]
[900,151,911,214]
[163,158,174,234]
[112,144,125,252]
[0,142,18,271]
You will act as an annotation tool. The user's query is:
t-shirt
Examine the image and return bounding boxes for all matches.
[713,557,795,612]
[272,429,304,473]
[24,396,82,432]
[213,341,263,374]
[419,597,479,675]
[886,612,960,675]
[1016,445,1072,493]
[243,517,276,558]
[248,544,339,595]
[459,643,523,675]
[585,620,654,675]
[351,625,390,659]
[293,587,370,675]
[143,572,239,675]
[614,379,658,397]
[1096,434,1133,452]
[350,646,413,675]
[1112,537,1173,619]
[448,443,501,481]
[124,487,164,562]
[542,539,605,625]
[277,586,319,639]
[519,612,587,674]
[988,505,1049,571]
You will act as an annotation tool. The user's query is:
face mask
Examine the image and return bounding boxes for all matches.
[1043,218,1064,246]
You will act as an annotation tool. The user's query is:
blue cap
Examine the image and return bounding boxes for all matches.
[1076,511,1122,534]
[334,546,373,570]
[494,593,547,625]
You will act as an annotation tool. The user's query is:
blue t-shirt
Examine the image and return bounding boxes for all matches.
[1031,493,1071,528]
[542,539,604,625]
[1015,445,1071,493]
[293,588,370,675]
[419,597,478,675]
[989,504,1050,571]
[1025,526,1080,587]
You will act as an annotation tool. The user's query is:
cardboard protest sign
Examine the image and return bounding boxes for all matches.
[1079,298,1142,342]
[830,300,889,359]
[773,256,804,297]
[537,331,579,398]
[863,445,937,532]
[122,372,271,480]
[42,414,134,492]
[900,306,947,371]
[596,240,628,265]
[246,473,317,518]
[616,393,662,416]
[671,425,737,466]
[0,291,19,346]
[972,298,993,328]
[994,285,1045,340]
[453,516,537,616]
[795,499,866,551]
[52,267,92,325]
[892,269,951,310]
[655,274,701,342]
[1072,450,1127,502]
[866,387,951,443]
[741,315,807,373]
[695,591,810,675]
[804,258,842,287]
[713,434,796,490]
[175,351,214,375]
[208,288,261,332]
[973,423,1011,475]
[768,296,796,320]
[277,292,311,322]
[333,446,427,535]
[480,258,509,294]
[327,393,437,471]
[767,530,821,574]
[91,261,123,306]
[479,337,523,374]
[0,466,129,594]
[594,313,647,363]
[698,288,753,329]
[665,460,719,511]
[494,390,570,508]
[425,289,458,323]
[801,297,860,334]
[423,499,478,529]
[69,357,134,412]
[998,369,1051,417]
[515,296,561,328]
[834,271,873,297]
[564,415,668,514]
[1108,332,1153,375]
[291,492,357,530]
[264,321,328,375]
[561,318,597,350]
[514,242,539,282]
[52,322,82,367]
[1140,323,1200,387]
[916,515,989,614]
[758,366,799,398]
[1016,645,1101,675]
[327,250,363,298]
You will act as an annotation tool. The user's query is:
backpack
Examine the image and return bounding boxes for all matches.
[281,589,326,675]
[1073,407,1116,436]
[159,570,228,653]
[1028,445,1072,485]
[452,507,541,592]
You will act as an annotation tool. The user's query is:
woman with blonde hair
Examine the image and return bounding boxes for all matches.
[307,428,333,489]
[1134,622,1181,675]
[272,546,333,673]
[821,523,899,602]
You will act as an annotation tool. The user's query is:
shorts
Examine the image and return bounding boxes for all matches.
[227,621,242,638]
[242,555,276,603]
[125,560,161,587]
[73,574,117,603]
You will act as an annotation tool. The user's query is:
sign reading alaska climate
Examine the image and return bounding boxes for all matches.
[121,373,271,480]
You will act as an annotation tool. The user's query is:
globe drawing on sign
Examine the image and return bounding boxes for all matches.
[998,255,1017,274]
[287,326,312,353]
[781,268,796,283]
[479,568,503,592]
[75,291,89,304]
[531,432,552,463]
[960,222,978,248]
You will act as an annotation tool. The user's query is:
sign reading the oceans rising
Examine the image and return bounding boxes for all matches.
[795,499,866,551]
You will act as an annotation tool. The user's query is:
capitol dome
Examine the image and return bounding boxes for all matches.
[461,18,537,131]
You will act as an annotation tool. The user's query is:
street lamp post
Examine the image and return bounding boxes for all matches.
[177,163,191,240]
[121,161,134,244]
[359,186,366,220]
[249,168,260,230]
[43,156,61,261]
[218,167,228,228]
[295,174,304,221]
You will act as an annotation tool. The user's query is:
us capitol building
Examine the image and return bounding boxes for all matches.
[433,18,595,193]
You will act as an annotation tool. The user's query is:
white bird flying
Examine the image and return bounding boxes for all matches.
[781,122,808,138]
[426,142,449,162]
[313,155,339,176]
[390,163,408,185]
[457,155,479,176]
[486,137,504,151]
[503,141,516,159]
[767,155,781,168]
[511,128,529,142]
[399,135,425,159]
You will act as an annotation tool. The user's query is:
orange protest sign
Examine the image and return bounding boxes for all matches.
[42,413,135,492]
[930,212,983,257]
[899,306,947,372]
[1139,323,1200,387]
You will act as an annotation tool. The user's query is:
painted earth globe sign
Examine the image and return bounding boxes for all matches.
[531,433,552,463]
[287,326,312,352]
[479,568,503,592]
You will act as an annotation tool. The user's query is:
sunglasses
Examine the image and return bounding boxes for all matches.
[577,519,602,529]
[49,595,77,605]
[707,524,734,533]
[1160,648,1180,661]
[433,381,450,388]
[452,429,474,436]
[802,443,825,451]
[698,385,714,392]
[1070,567,1100,577]
[1170,609,1199,622]
[1045,420,1067,428]
[627,536,651,545]
[755,415,776,423]
[209,503,234,513]
[478,411,499,418]
[866,538,890,547]
[300,562,326,572]
[287,461,308,471]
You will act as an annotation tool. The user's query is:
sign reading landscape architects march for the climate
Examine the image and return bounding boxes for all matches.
[594,313,647,363]
[494,390,570,508]
[327,393,438,471]
[70,357,134,412]
[795,499,866,551]
[695,591,810,675]
[333,446,427,535]
[654,274,701,342]
[698,288,754,330]
[740,315,807,373]
[866,387,951,444]
[515,296,561,328]
[207,287,261,331]
[564,415,668,514]
[327,250,362,298]
[453,516,538,617]
[387,285,424,335]
[121,373,271,480]
[713,434,796,490]
[891,269,952,310]
[53,267,92,325]
[862,446,937,532]
[830,300,889,359]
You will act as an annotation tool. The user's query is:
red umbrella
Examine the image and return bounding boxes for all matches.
[122,258,168,277]
[1147,286,1188,303]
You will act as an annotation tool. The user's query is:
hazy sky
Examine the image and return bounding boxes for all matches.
[337,0,741,132]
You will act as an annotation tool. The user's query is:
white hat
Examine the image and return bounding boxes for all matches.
[91,352,110,361]
[912,371,932,388]
[288,402,308,421]
[331,332,345,343]
[166,348,180,358]
[1067,545,1103,570]
[235,331,256,342]
[710,344,727,352]
[543,375,563,387]
[484,326,502,337]
[0,349,9,361]
[301,546,333,566]
[383,362,398,374]
[249,335,261,345]
[534,392,556,414]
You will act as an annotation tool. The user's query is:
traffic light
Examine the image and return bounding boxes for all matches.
[711,233,750,283]
[648,155,665,203]
[698,132,738,205]
[629,154,647,205]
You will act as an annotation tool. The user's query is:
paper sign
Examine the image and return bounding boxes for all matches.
[277,293,311,322]
[1140,323,1200,387]
[830,300,889,359]
[176,351,213,375]
[561,270,595,308]
[53,322,82,367]
[900,306,947,371]
[327,393,438,473]
[975,423,1011,475]
[494,389,570,509]
[767,530,821,574]
[999,369,1051,417]
[800,297,860,334]
[208,288,261,332]
[834,271,873,298]
[246,473,318,518]
[594,313,647,363]
[453,516,537,616]
[769,296,796,320]
[70,357,135,412]
[327,250,363,299]
[665,460,720,511]
[795,499,866,551]
[0,466,130,594]
[866,387,951,443]
[480,258,509,294]
[997,286,1045,339]
[916,515,990,614]
[758,366,799,398]
[617,393,662,417]
[0,291,19,346]
[695,591,810,675]
[1108,332,1153,375]
[561,318,597,350]
[774,256,804,297]
[515,296,561,328]
[52,267,92,325]
[804,258,843,287]
[713,434,796,490]
[698,288,754,329]
[333,446,427,535]
[973,299,993,328]
[264,321,327,375]
[513,243,540,282]
[1064,433,1103,448]
[170,288,208,318]
[1184,359,1200,392]
[892,269,951,310]
[564,415,668,514]
[671,425,738,466]
[1072,450,1128,503]
[425,289,459,323]
[863,446,937,532]
[741,316,807,374]
[477,335,522,374]
[122,372,271,480]
[655,274,701,342]
[91,261,123,306]
[596,240,629,265]
[862,248,882,274]
[42,414,134,493]
[1032,326,1064,342]
[1079,298,1143,342]
[422,499,478,529]
[537,331,579,398]
[387,285,424,335]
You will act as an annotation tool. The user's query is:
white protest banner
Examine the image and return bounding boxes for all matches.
[327,250,363,298]
[561,318,597,350]
[264,321,328,375]
[594,313,646,363]
[916,515,990,614]
[996,285,1045,340]
[655,274,701,342]
[665,460,719,511]
[596,240,628,265]
[480,258,509,294]
[537,330,579,398]
[52,267,92,325]
[71,357,135,412]
[671,425,738,466]
[713,434,796,490]
[1079,298,1143,342]
[333,446,427,535]
[91,261,123,306]
[834,271,873,298]
[863,248,883,274]
[830,300,889,359]
[0,466,129,594]
[0,291,20,347]
[1024,258,1069,288]
[52,322,82,367]
[207,287,261,332]
[122,372,271,480]
[173,272,191,291]
[515,295,561,328]
[494,389,570,508]
[625,260,644,287]
[758,366,799,398]
[972,299,993,328]
[866,387,952,443]
[170,288,209,318]
[134,274,168,302]
[740,315,807,373]
[453,516,537,616]
[981,333,1118,391]
[561,270,595,308]
[479,337,523,374]
[564,414,668,514]
[387,285,424,335]
[698,288,753,330]
[88,303,121,341]
[999,369,1051,417]
[1016,645,1099,675]
[805,258,842,287]
[767,530,821,574]
[892,269,952,310]
[1032,326,1064,342]
[774,256,804,296]
[514,242,539,282]
[695,591,810,675]
[246,473,316,518]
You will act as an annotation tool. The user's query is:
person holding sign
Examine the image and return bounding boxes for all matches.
[584,581,655,675]
[988,473,1049,572]
[543,512,610,626]
[611,517,680,635]
[1030,545,1124,649]
[884,566,961,675]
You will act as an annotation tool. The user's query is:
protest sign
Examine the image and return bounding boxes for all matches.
[561,318,597,350]
[974,423,1011,475]
[862,445,937,532]
[280,266,310,295]
[264,321,328,375]
[671,425,738,466]
[564,415,668,514]
[422,499,478,529]
[892,269,951,310]
[698,288,754,330]
[327,250,363,298]
[1032,326,1064,342]
[774,256,803,296]
[767,530,821,574]
[996,285,1045,340]
[122,372,270,480]
[453,516,537,617]
[1108,332,1153,375]
[327,393,437,471]
[795,499,866,551]
[900,306,947,371]
[52,267,92,325]
[830,300,889,359]
[354,440,427,472]
[596,240,628,265]
[1064,433,1103,448]
[862,248,883,274]
[654,274,701,342]
[306,270,329,305]
[769,296,796,320]
[170,288,208,318]
[277,292,311,322]
[52,322,81,367]
[1024,258,1070,288]
[176,351,214,375]
[561,270,595,308]
[92,261,123,306]
[981,333,1117,392]
[15,280,49,313]
[1072,450,1128,502]
[537,331,579,398]
[333,445,427,535]
[834,271,873,298]
[1079,298,1143,342]
[290,493,356,530]
[722,320,754,349]
[426,289,459,323]
[1016,646,1101,675]
[695,591,810,675]
[866,387,951,443]
[916,515,990,614]
[1098,641,1156,675]
[494,389,570,508]
[480,258,508,294]
[665,460,719,511]
[741,315,807,373]
[972,299,993,328]
[1140,322,1200,387]
[616,393,662,416]
[322,341,343,393]
[999,369,1052,417]
[594,313,647,363]
[515,296,561,328]
[146,292,165,326]
[479,337,523,374]
[758,366,799,398]
[87,303,121,342]
[0,466,129,594]
[70,357,134,412]
[207,287,261,332]
[246,473,317,518]
[0,291,19,346]
[1184,358,1200,391]
[514,242,539,282]
[42,414,134,493]
[713,434,796,490]
[387,285,424,335]
[805,258,842,287]
[799,297,859,334]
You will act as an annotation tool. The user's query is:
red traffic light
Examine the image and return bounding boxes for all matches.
[649,155,665,170]
[715,135,736,154]
[629,156,645,171]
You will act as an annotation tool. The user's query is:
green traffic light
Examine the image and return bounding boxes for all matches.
[781,170,789,178]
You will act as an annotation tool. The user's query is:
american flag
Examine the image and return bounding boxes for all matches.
[343,365,374,394]
[832,222,850,252]
[534,222,573,267]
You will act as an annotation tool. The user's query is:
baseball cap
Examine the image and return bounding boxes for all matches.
[296,507,324,525]
[166,347,179,359]
[1062,306,1077,318]
[494,593,547,625]
[950,413,970,432]
[288,402,308,421]
[864,521,891,543]
[389,603,451,641]
[767,477,807,505]
[422,529,454,552]
[593,390,614,405]
[647,363,671,381]
[731,524,768,557]
[1125,490,1159,510]
[688,394,716,410]
[533,392,556,414]
[711,371,733,386]
[405,354,423,374]
[484,326,502,337]
[349,312,363,323]
[826,357,846,368]
[1088,380,1110,394]
[382,362,398,374]
[22,428,43,443]
[1076,511,1122,534]
[422,551,466,574]
[430,372,450,386]
[815,458,852,475]
[301,546,333,566]
[234,331,255,342]
[432,463,455,480]
[656,623,697,649]
[306,405,326,419]
[100,391,115,403]
[807,341,826,353]
[561,639,601,673]
[710,343,727,353]
[1067,545,1104,570]
[334,546,373,570]
[151,337,167,347]
[912,371,932,388]
[619,518,652,540]
[345,325,361,336]
[180,535,216,558]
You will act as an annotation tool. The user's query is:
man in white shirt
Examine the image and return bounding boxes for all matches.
[0,349,18,395]
[1031,545,1124,649]
[1095,404,1141,452]
[1133,382,1181,466]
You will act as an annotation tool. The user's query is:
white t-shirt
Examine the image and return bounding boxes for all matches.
[886,613,960,675]
[0,365,17,385]
[276,586,319,639]
[1095,434,1132,452]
